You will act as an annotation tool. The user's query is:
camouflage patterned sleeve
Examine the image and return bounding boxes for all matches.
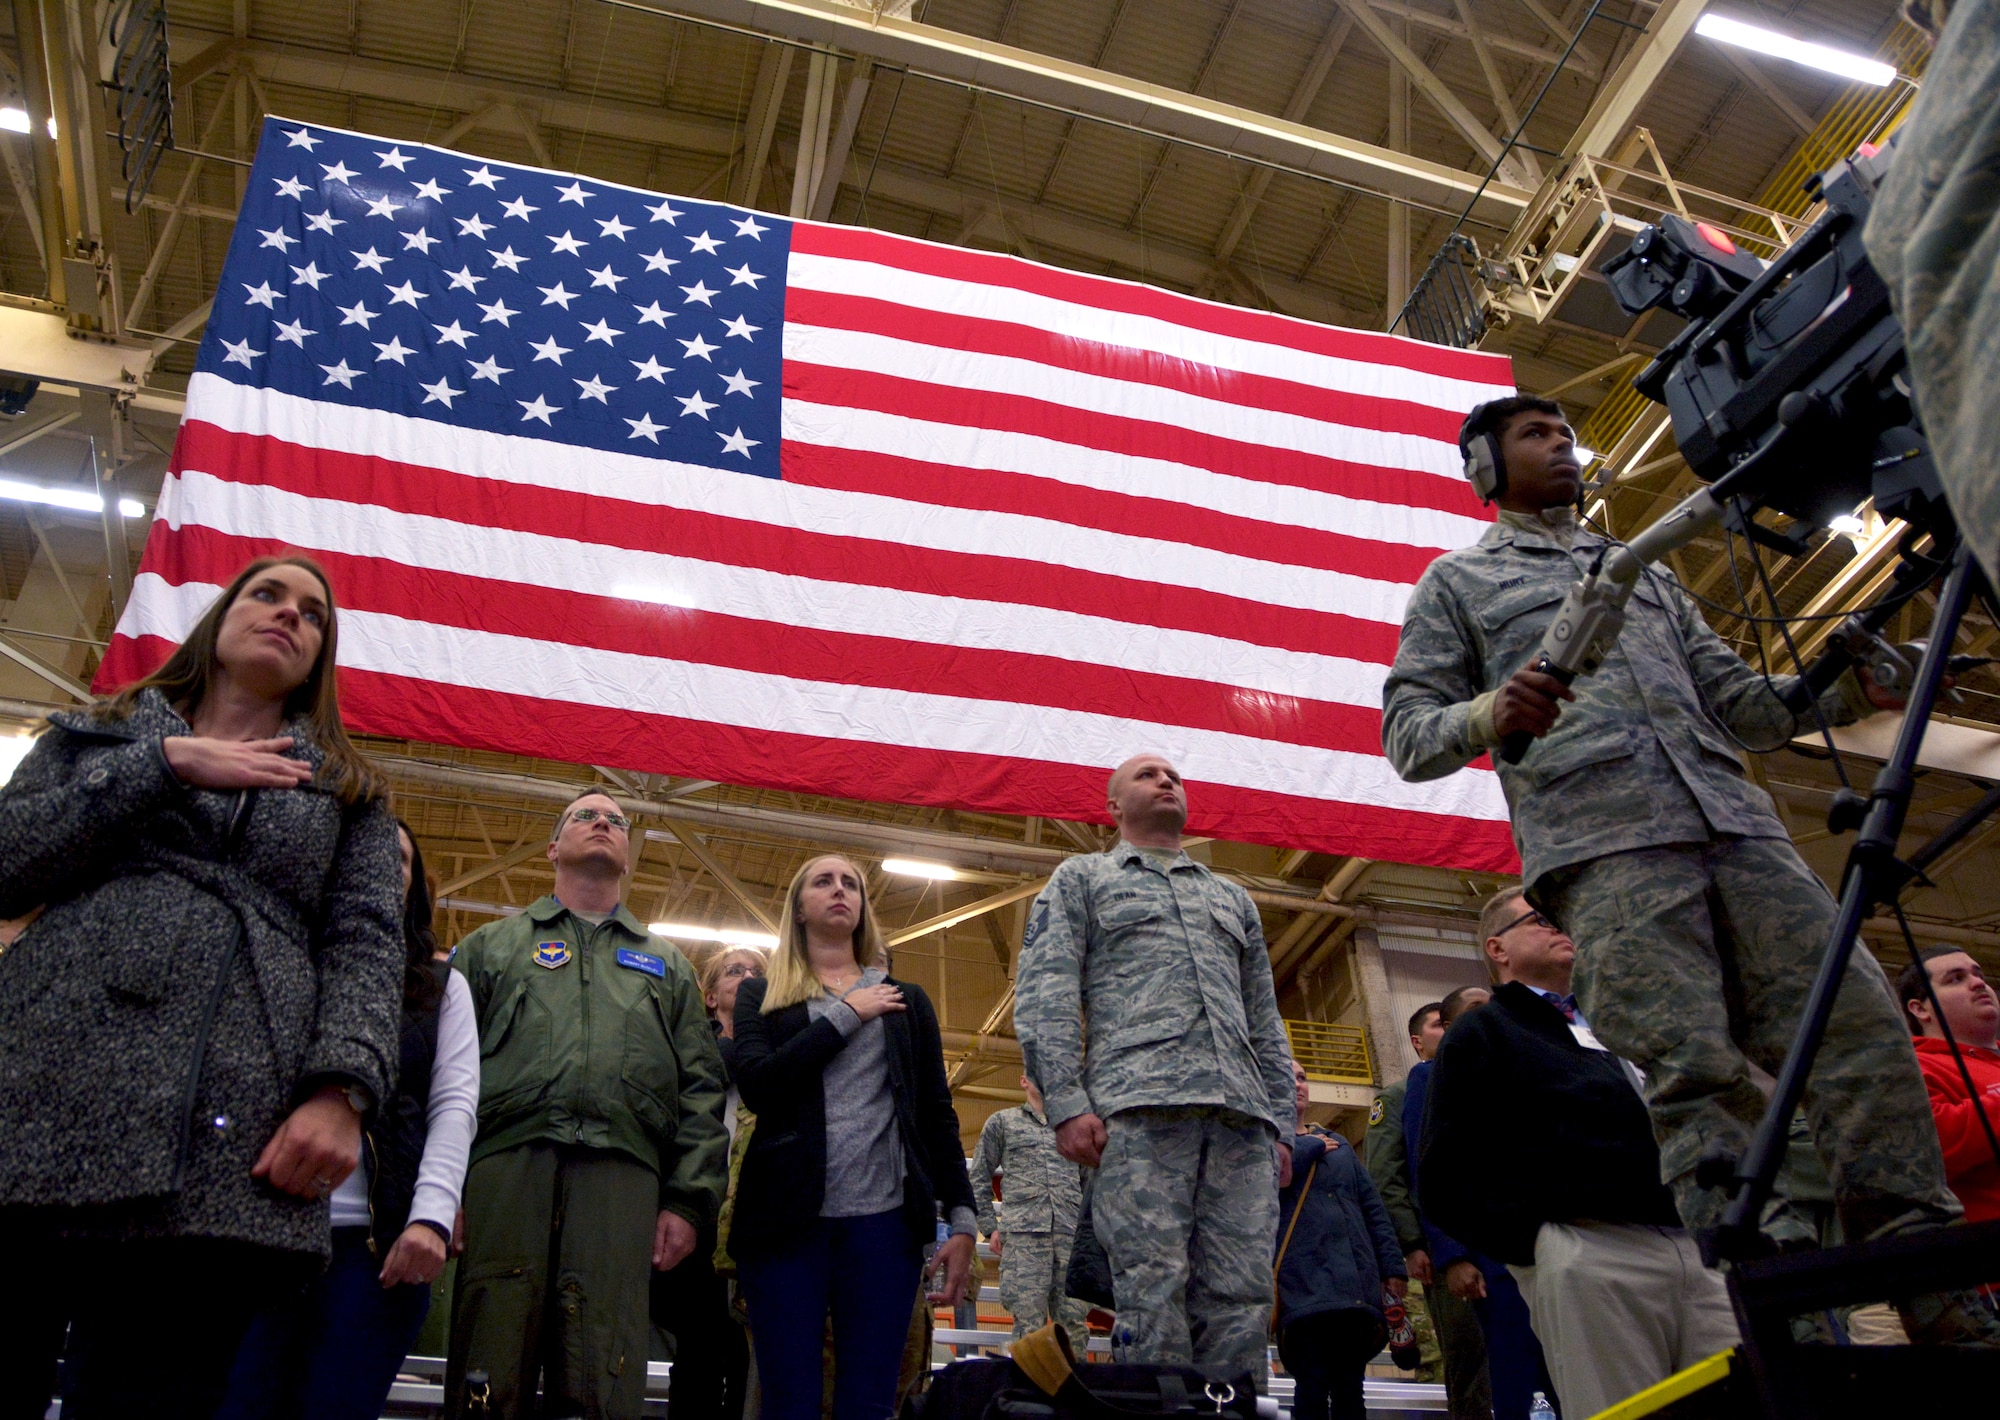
[1382,567,1488,782]
[1014,866,1093,1129]
[970,1110,1005,1236]
[1670,575,1860,750]
[1234,891,1298,1136]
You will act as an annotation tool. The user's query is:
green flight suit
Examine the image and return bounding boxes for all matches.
[1365,1077,1491,1420]
[447,897,728,1420]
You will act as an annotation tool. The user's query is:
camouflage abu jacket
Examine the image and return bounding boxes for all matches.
[1382,511,1865,889]
[1013,843,1296,1137]
[969,1102,1084,1238]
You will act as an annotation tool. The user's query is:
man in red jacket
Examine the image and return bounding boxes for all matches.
[1897,949,2000,1224]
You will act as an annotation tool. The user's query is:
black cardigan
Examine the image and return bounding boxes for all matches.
[727,974,975,1261]
[1416,981,1681,1265]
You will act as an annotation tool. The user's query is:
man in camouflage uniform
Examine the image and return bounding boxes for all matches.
[1382,397,1991,1344]
[970,1074,1090,1354]
[1014,753,1296,1375]
[1866,0,2000,589]
[1366,1004,1491,1419]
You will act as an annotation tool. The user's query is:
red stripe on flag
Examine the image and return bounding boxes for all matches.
[781,442,1451,587]
[783,360,1485,524]
[92,642,1516,868]
[789,222,1516,386]
[785,287,1471,445]
[144,523,1398,757]
[172,422,1410,663]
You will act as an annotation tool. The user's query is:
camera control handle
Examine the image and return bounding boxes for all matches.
[1496,488,1727,769]
[1499,655,1577,765]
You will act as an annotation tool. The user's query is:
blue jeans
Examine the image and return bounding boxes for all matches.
[217,1227,432,1420]
[738,1210,921,1420]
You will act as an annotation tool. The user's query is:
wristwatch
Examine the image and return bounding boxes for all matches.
[338,1082,374,1116]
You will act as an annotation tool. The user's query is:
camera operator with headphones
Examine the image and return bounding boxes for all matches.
[1380,394,2000,1346]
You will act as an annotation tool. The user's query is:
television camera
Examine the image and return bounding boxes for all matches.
[1499,141,2000,1414]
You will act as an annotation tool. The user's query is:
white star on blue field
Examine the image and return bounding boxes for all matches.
[200,119,789,479]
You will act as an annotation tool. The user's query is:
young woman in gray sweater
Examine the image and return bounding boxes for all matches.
[729,855,977,1420]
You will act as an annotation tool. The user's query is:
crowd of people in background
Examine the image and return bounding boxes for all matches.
[6,533,2000,1420]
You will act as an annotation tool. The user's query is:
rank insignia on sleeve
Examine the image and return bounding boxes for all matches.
[1368,1097,1384,1126]
[533,940,573,969]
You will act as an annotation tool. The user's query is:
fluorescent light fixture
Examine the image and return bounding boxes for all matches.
[0,733,33,788]
[1696,15,1895,86]
[1574,447,1600,464]
[0,477,147,518]
[1829,514,1866,536]
[881,858,958,880]
[650,921,779,949]
[0,108,28,135]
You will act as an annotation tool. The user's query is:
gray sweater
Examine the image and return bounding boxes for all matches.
[811,968,905,1217]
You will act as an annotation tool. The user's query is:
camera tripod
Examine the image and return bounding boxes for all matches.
[1703,536,2000,1415]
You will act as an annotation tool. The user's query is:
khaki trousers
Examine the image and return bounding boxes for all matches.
[1508,1221,1740,1418]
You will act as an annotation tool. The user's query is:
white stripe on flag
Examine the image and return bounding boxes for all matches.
[783,322,1467,478]
[780,398,1491,554]
[183,374,1425,626]
[119,571,1512,821]
[165,467,1396,704]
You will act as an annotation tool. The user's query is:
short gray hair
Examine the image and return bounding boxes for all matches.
[1477,885,1529,984]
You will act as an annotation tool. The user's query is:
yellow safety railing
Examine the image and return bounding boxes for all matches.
[1285,1019,1374,1085]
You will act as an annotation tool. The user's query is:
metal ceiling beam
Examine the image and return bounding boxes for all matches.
[1564,0,1711,160]
[798,144,1357,322]
[1213,10,1353,263]
[1715,47,1816,140]
[887,877,1048,948]
[656,816,782,932]
[0,632,91,701]
[618,0,1531,218]
[170,30,744,157]
[1332,0,1536,189]
[436,838,547,898]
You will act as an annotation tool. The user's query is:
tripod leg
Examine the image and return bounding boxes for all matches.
[1717,543,1981,1259]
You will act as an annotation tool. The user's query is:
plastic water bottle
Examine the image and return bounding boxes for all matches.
[1528,1392,1556,1419]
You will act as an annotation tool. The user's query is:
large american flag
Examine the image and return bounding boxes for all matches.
[104,117,1519,871]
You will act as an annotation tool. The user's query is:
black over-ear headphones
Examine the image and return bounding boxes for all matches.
[1459,401,1507,504]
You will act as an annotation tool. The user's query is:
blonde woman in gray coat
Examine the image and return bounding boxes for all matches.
[0,555,404,1420]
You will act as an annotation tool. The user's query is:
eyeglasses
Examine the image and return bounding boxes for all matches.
[1498,906,1556,937]
[568,808,631,832]
[720,961,764,980]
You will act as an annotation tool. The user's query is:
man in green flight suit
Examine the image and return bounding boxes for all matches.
[1366,1002,1490,1420]
[447,792,730,1418]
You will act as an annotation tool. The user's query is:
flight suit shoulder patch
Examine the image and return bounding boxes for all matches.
[1369,1096,1385,1126]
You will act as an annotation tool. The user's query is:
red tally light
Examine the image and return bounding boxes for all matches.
[1857,142,1880,158]
[1695,222,1738,256]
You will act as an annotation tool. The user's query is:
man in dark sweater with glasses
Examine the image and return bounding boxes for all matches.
[1419,886,1739,1417]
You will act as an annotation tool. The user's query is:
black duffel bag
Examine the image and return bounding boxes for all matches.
[916,1324,1261,1420]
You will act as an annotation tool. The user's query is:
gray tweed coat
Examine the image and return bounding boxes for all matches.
[0,688,403,1258]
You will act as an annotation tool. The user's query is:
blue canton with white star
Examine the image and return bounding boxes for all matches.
[198,118,790,478]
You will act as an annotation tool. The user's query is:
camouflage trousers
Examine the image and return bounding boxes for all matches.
[1537,837,1960,1242]
[999,1230,1091,1355]
[1094,1106,1279,1375]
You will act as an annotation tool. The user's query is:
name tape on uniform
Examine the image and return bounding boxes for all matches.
[617,948,667,978]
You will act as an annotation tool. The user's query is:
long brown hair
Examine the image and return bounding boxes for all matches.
[762,854,887,1012]
[97,555,387,805]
